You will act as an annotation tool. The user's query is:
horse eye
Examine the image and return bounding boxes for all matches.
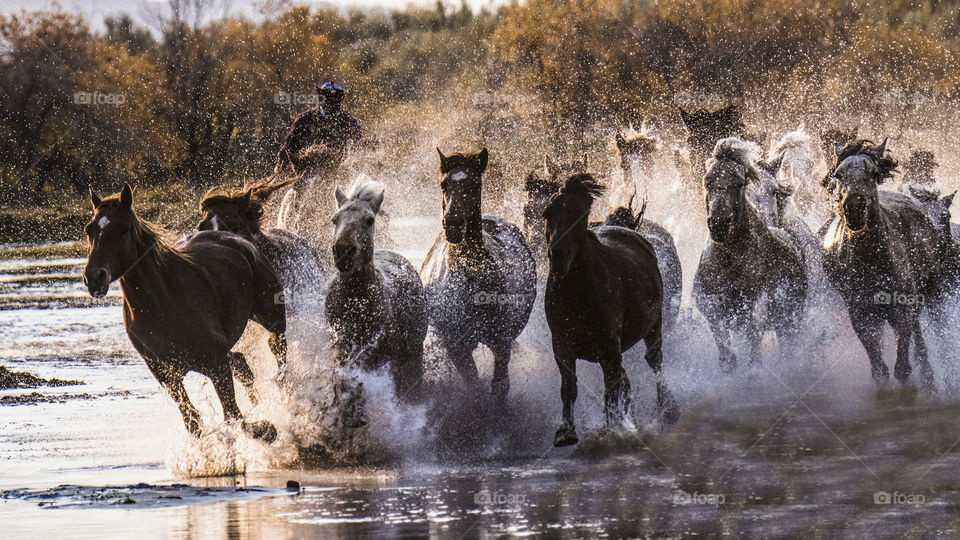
[365,216,374,226]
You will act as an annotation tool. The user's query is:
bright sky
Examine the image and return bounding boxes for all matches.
[1,0,509,27]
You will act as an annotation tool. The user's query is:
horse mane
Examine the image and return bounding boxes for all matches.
[707,137,764,184]
[560,173,605,201]
[770,130,811,158]
[200,175,300,228]
[344,175,385,213]
[97,196,186,265]
[832,140,898,182]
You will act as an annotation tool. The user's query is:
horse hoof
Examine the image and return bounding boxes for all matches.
[553,426,578,447]
[243,420,278,443]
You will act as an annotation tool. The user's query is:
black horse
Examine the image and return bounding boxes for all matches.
[545,174,678,447]
[421,149,537,402]
[523,154,588,269]
[822,140,940,385]
[694,138,808,371]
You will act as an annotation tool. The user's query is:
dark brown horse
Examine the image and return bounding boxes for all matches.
[326,177,427,403]
[821,140,940,385]
[545,174,678,447]
[198,175,324,369]
[421,148,536,402]
[679,105,746,178]
[83,184,283,441]
[694,138,808,371]
[523,154,587,268]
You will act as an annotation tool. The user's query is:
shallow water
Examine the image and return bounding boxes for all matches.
[4,210,960,538]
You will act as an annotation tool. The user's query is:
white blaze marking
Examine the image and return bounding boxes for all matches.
[97,216,110,239]
[451,171,468,180]
[210,215,219,231]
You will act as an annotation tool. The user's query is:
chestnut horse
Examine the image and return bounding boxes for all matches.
[83,184,283,441]
[198,175,324,369]
[421,148,536,402]
[545,174,678,447]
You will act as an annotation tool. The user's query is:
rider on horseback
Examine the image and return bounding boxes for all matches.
[274,82,363,175]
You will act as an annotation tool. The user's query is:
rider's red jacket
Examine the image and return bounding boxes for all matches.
[276,108,363,169]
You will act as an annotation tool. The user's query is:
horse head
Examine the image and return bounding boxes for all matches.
[680,105,746,177]
[83,183,141,298]
[332,176,384,274]
[437,147,488,245]
[827,139,896,232]
[703,137,764,243]
[615,130,658,188]
[544,173,605,278]
[198,175,300,236]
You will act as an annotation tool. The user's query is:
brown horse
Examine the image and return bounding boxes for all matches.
[545,174,678,447]
[679,105,746,178]
[83,183,283,441]
[421,148,537,402]
[198,175,325,369]
[822,140,940,385]
[523,154,587,269]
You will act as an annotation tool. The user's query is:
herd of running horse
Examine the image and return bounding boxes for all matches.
[81,106,959,448]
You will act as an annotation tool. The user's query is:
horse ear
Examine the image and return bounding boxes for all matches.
[477,148,488,172]
[335,186,348,208]
[120,183,133,209]
[871,138,889,160]
[944,191,956,208]
[436,147,447,169]
[368,189,385,214]
[615,131,626,149]
[679,108,693,127]
[581,153,588,169]
[89,187,103,210]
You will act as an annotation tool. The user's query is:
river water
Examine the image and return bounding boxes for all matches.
[3,213,960,538]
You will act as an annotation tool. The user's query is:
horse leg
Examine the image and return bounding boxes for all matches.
[268,332,287,370]
[849,314,889,385]
[705,316,736,373]
[553,348,579,447]
[912,318,934,387]
[599,345,630,427]
[444,336,480,388]
[228,351,258,405]
[160,373,203,437]
[745,320,763,367]
[644,322,679,425]
[209,360,277,443]
[490,341,512,403]
[392,343,425,402]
